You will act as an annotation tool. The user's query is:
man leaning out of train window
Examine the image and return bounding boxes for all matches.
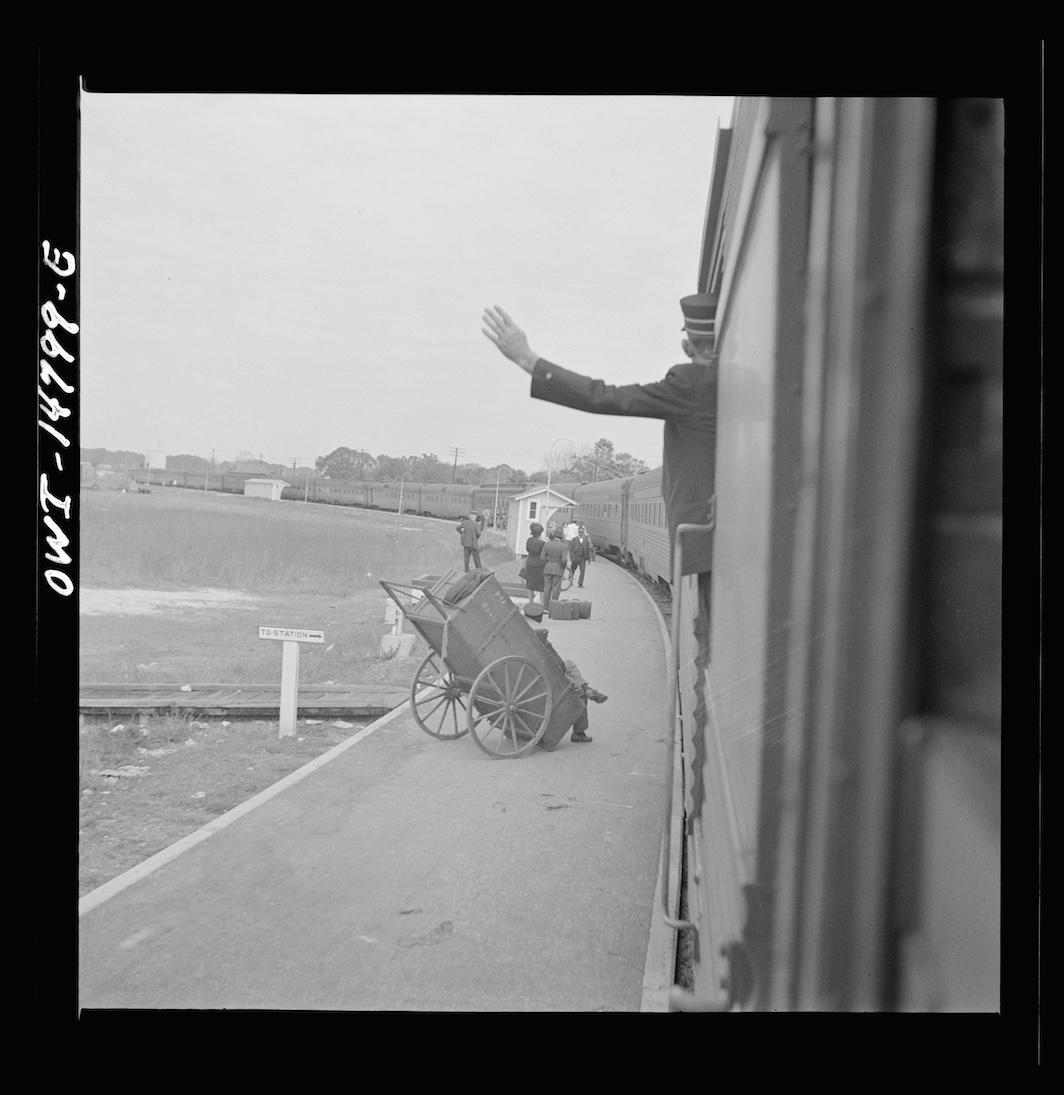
[481,295,718,629]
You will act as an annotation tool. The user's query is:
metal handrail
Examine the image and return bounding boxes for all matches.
[659,513,715,933]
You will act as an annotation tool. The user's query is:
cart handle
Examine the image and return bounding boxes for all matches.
[379,579,450,622]
[660,509,715,934]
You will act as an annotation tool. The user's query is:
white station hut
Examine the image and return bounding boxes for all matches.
[506,485,577,557]
[243,477,289,501]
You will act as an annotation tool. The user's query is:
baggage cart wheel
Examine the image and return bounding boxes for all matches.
[410,651,469,739]
[467,656,553,759]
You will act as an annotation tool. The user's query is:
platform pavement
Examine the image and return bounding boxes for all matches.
[78,557,677,1013]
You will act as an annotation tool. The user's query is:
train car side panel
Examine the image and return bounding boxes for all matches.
[680,97,786,1011]
[625,468,670,584]
[572,477,630,556]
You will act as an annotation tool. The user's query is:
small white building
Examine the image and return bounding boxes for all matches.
[506,486,577,557]
[243,477,289,501]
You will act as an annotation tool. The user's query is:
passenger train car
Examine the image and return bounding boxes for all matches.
[556,469,672,586]
[125,466,532,525]
[640,97,1006,1013]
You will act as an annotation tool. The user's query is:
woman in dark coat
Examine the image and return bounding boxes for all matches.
[524,522,547,604]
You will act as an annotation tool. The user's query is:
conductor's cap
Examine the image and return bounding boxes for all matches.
[680,292,718,335]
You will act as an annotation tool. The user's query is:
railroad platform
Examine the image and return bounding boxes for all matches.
[78,558,680,1013]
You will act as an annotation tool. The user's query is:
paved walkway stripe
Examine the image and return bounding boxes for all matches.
[78,700,412,918]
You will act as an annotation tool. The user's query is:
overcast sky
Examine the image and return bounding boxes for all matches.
[79,92,734,474]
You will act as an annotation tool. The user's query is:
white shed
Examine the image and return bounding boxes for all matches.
[243,477,289,501]
[506,486,577,557]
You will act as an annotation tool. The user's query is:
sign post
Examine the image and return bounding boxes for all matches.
[258,626,325,737]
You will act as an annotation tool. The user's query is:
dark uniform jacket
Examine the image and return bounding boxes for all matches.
[530,358,717,576]
[569,534,591,564]
[456,519,481,548]
[542,537,569,577]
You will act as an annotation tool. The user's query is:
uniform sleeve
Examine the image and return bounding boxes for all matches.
[531,358,700,422]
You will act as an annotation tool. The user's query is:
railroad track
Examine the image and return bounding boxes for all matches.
[79,683,409,720]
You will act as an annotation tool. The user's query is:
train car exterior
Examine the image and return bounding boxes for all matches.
[309,479,373,508]
[664,97,1003,1014]
[135,470,537,526]
[571,476,631,557]
[372,481,417,514]
[622,467,670,585]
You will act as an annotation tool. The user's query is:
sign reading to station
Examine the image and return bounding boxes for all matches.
[258,626,325,643]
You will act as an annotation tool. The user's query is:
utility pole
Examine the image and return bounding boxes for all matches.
[449,447,465,483]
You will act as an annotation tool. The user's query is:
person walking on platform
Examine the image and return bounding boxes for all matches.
[456,512,483,572]
[482,294,719,629]
[580,525,596,563]
[568,526,592,588]
[542,527,569,608]
[523,522,547,604]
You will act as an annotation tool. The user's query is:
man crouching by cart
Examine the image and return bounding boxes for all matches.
[524,603,607,743]
[562,657,609,743]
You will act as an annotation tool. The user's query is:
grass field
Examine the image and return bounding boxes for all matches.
[80,486,492,595]
[79,487,519,897]
[79,488,515,684]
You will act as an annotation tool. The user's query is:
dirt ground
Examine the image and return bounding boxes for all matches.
[79,587,259,616]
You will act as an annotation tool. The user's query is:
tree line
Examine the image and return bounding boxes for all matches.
[80,438,649,485]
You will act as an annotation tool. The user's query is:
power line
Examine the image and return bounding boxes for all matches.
[448,447,465,483]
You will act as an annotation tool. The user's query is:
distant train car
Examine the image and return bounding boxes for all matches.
[414,483,473,520]
[571,476,632,559]
[471,482,530,528]
[310,479,374,508]
[622,467,670,585]
[372,480,420,515]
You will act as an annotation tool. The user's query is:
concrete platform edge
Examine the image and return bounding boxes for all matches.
[607,566,682,1013]
[78,699,412,918]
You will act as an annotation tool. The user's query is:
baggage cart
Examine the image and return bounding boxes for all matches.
[379,569,587,758]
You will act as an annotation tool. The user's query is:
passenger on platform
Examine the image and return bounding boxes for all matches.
[482,294,719,630]
[568,526,592,588]
[580,525,596,563]
[456,512,483,572]
[542,527,570,608]
[523,522,547,604]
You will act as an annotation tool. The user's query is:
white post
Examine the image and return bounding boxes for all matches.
[279,640,300,737]
[258,626,325,737]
